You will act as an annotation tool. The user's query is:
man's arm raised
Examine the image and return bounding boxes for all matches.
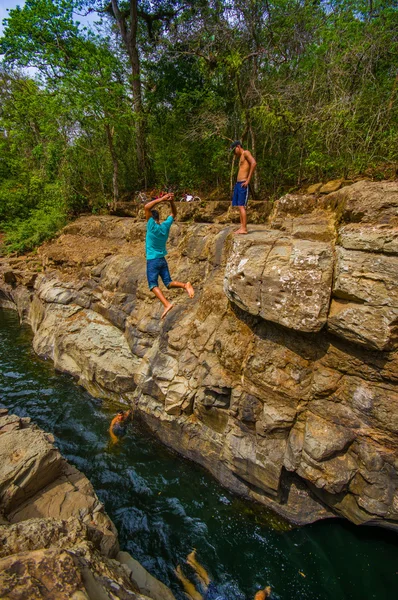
[144,193,172,221]
[241,151,257,188]
[170,197,177,219]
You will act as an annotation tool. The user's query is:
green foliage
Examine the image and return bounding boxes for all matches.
[2,181,67,253]
[0,0,397,253]
[0,0,80,76]
[0,180,30,222]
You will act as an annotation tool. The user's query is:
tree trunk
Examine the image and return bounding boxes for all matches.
[111,0,149,188]
[230,154,236,194]
[249,125,258,197]
[105,123,119,210]
[129,0,148,186]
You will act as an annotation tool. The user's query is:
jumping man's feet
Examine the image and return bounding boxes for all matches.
[161,303,174,319]
[185,282,195,298]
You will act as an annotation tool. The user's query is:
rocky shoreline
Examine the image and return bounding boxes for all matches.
[0,409,176,599]
[0,180,397,531]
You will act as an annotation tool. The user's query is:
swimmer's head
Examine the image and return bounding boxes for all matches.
[116,409,132,423]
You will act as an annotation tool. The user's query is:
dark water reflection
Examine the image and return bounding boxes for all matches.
[1,309,397,600]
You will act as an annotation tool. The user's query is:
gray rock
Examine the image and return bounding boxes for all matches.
[339,224,398,254]
[0,420,64,513]
[225,233,334,332]
[2,182,398,531]
[0,415,172,600]
[324,180,398,224]
[117,552,177,600]
[328,300,398,350]
[33,304,140,398]
[333,247,398,306]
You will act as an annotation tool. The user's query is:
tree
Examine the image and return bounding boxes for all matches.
[80,0,195,187]
[1,0,397,255]
[1,0,132,206]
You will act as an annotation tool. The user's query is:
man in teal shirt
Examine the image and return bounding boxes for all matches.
[145,193,194,318]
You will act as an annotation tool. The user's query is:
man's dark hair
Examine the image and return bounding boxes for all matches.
[230,140,242,151]
[151,209,160,221]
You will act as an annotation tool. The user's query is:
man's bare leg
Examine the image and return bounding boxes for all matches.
[234,206,248,234]
[186,550,211,588]
[151,286,174,319]
[175,565,204,600]
[169,281,195,298]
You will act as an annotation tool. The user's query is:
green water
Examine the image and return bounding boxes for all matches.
[1,308,397,600]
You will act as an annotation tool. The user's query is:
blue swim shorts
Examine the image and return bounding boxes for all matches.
[232,181,249,207]
[112,423,127,438]
[146,257,172,290]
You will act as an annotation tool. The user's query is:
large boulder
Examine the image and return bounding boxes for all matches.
[323,180,398,224]
[31,302,140,399]
[327,247,398,350]
[0,545,152,600]
[338,223,398,254]
[0,416,63,514]
[224,231,334,332]
[327,300,398,350]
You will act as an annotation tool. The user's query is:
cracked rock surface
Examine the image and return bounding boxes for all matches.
[0,410,175,600]
[1,180,398,530]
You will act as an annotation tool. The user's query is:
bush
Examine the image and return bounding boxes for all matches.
[2,182,67,254]
[0,179,31,222]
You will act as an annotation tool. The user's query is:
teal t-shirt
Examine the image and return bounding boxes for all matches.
[145,216,174,260]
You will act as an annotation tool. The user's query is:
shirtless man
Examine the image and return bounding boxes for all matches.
[109,409,132,444]
[175,549,271,600]
[144,193,194,319]
[230,140,257,234]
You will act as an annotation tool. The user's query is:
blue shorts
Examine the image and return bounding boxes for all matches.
[112,424,127,438]
[232,181,249,207]
[146,257,172,290]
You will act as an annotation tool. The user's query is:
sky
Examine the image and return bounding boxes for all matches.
[0,0,22,35]
[0,0,99,36]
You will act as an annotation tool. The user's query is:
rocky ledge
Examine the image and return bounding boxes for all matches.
[0,409,175,600]
[0,180,398,531]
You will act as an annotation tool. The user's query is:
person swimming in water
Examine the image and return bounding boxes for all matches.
[175,549,271,600]
[109,409,132,444]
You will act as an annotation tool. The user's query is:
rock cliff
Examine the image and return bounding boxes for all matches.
[0,409,176,600]
[1,180,397,530]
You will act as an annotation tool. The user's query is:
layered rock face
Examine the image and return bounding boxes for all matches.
[1,180,398,530]
[0,409,175,600]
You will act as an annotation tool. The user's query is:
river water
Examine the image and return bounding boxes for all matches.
[0,308,397,600]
